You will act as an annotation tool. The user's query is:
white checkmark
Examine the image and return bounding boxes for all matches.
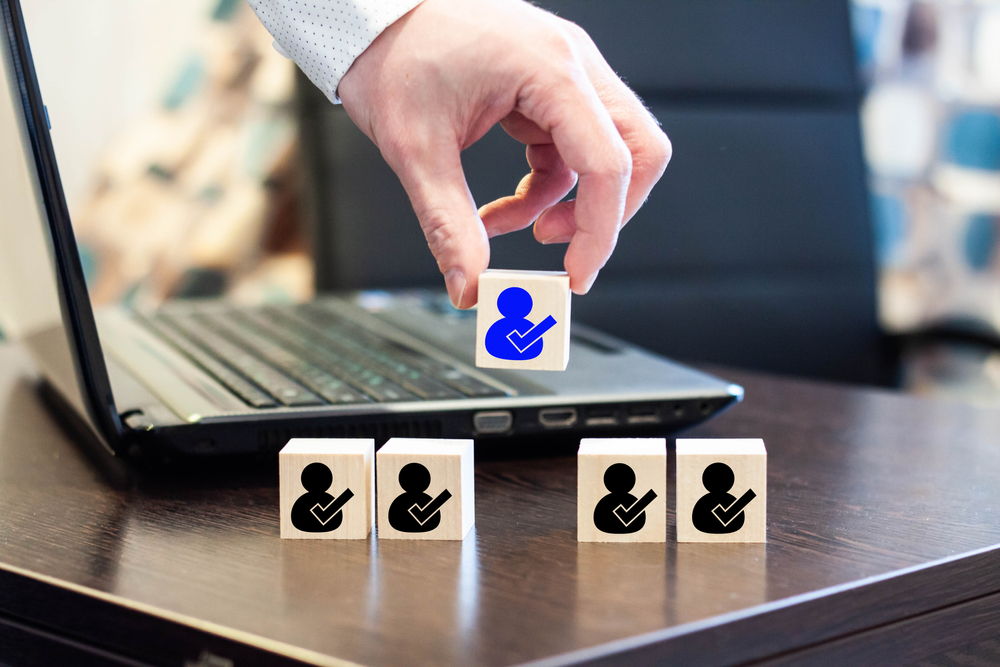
[311,499,339,525]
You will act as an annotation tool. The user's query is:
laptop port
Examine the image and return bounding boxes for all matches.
[539,407,578,428]
[584,406,619,427]
[473,410,513,434]
[626,405,661,425]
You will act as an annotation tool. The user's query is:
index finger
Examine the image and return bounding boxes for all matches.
[519,67,632,293]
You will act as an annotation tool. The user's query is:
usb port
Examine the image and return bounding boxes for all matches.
[626,405,661,425]
[538,407,578,428]
[584,406,619,427]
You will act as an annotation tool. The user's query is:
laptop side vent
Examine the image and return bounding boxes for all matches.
[257,419,444,452]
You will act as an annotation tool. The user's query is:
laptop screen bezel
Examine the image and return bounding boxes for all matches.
[1,0,122,451]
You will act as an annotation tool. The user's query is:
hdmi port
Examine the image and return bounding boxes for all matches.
[539,407,578,428]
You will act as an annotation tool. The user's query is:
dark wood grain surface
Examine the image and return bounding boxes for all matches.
[0,344,999,666]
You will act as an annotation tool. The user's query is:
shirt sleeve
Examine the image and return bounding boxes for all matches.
[246,0,424,104]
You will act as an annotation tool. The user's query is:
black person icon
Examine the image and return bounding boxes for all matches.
[290,462,355,533]
[387,462,453,533]
[593,463,658,534]
[692,462,757,534]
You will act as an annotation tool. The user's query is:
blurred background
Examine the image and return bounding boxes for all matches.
[6,0,1000,404]
[21,0,309,310]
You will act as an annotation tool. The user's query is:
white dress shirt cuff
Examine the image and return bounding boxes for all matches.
[247,0,424,104]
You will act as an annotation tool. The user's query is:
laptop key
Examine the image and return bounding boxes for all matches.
[157,315,324,408]
[434,368,507,397]
[395,373,464,401]
[238,310,419,403]
[140,316,278,409]
[356,375,413,402]
[292,362,371,404]
[289,306,470,400]
[362,350,465,400]
[198,313,372,405]
[375,340,508,397]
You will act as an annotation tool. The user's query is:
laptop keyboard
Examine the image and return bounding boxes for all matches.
[140,303,509,409]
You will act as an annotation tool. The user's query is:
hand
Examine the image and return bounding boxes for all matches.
[338,0,671,308]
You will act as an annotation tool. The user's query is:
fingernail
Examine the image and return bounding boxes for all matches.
[445,268,467,308]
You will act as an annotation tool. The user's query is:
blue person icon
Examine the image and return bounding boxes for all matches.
[485,287,557,361]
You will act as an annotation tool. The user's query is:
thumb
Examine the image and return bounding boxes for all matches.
[393,148,490,309]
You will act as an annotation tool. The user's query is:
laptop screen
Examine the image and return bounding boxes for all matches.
[0,0,119,446]
[0,0,318,448]
[16,0,312,312]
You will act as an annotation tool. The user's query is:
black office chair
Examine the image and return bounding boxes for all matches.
[298,0,895,386]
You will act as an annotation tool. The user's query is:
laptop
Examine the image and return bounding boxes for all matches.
[0,0,741,459]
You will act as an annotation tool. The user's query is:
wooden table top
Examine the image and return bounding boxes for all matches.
[0,344,999,666]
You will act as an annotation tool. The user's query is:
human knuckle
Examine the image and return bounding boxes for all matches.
[595,231,619,257]
[658,131,673,164]
[649,130,672,170]
[420,208,456,254]
[421,206,446,229]
[602,144,632,180]
[560,19,591,44]
[378,136,410,167]
[544,29,576,61]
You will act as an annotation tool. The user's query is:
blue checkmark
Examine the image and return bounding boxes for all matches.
[506,316,557,353]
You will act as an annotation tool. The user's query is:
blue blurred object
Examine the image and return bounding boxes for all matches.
[77,243,98,289]
[871,193,907,266]
[163,56,205,110]
[944,110,1000,171]
[242,117,295,181]
[964,214,998,271]
[212,0,241,21]
[851,3,882,71]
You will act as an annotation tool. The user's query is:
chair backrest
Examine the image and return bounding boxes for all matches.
[300,0,891,384]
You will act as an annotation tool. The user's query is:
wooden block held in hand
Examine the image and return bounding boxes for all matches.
[376,438,475,541]
[676,439,767,543]
[476,269,571,371]
[577,438,667,543]
[280,439,374,540]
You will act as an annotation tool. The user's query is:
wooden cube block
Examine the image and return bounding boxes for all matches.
[676,438,767,543]
[376,438,475,540]
[577,438,667,543]
[279,439,374,540]
[475,269,571,371]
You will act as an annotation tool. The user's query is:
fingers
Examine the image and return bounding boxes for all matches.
[521,66,632,294]
[572,28,672,227]
[499,111,553,145]
[508,80,670,256]
[478,143,577,238]
[596,82,672,228]
[504,21,671,295]
[388,143,490,309]
[533,200,576,244]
